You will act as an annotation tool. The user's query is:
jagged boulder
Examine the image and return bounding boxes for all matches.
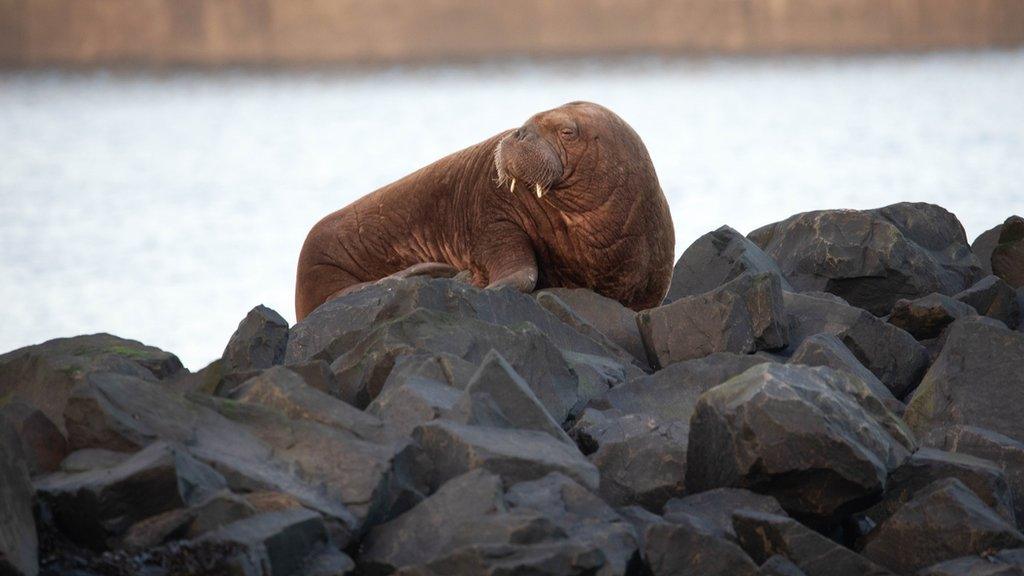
[662,488,787,543]
[860,478,1024,575]
[888,293,977,340]
[0,333,183,434]
[973,221,1005,276]
[748,202,984,315]
[643,514,759,576]
[906,319,1024,444]
[992,216,1024,288]
[367,355,466,438]
[918,548,1024,575]
[220,304,289,374]
[637,272,788,369]
[786,332,903,414]
[924,425,1024,526]
[0,401,68,476]
[955,275,1022,329]
[0,418,37,576]
[664,224,793,304]
[536,288,650,369]
[732,511,895,576]
[782,291,929,398]
[686,364,910,520]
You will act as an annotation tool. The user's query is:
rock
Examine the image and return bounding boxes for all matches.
[61,372,359,538]
[562,352,640,411]
[973,222,1004,276]
[614,505,666,549]
[786,332,903,415]
[664,224,793,304]
[221,304,289,374]
[888,293,978,340]
[305,547,357,576]
[367,372,462,439]
[748,202,984,315]
[855,447,1015,531]
[199,508,329,576]
[642,514,759,576]
[993,216,1024,288]
[59,448,131,473]
[686,364,910,520]
[360,470,513,573]
[955,275,1022,329]
[759,555,809,576]
[923,425,1024,526]
[390,543,606,576]
[413,420,599,491]
[186,490,259,537]
[283,359,341,396]
[593,352,771,423]
[537,288,650,369]
[285,277,636,368]
[732,510,894,576]
[571,410,688,510]
[330,309,579,423]
[782,291,929,399]
[0,401,68,476]
[35,441,226,550]
[198,395,425,532]
[504,473,641,575]
[0,333,183,434]
[227,365,387,442]
[0,418,37,576]
[918,548,1024,575]
[121,508,195,550]
[662,488,787,542]
[450,350,573,445]
[637,272,788,369]
[905,320,1024,444]
[860,478,1024,575]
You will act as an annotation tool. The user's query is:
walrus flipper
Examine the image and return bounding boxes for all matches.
[478,226,538,293]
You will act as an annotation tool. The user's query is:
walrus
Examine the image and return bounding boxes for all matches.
[295,101,674,321]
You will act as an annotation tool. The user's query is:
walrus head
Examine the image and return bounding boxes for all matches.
[494,101,655,208]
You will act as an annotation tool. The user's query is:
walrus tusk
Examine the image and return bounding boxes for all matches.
[535,183,545,198]
[510,178,516,193]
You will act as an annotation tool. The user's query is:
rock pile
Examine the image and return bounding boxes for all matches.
[1,202,1023,576]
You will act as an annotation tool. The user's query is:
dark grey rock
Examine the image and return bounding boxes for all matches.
[283,359,341,396]
[861,478,1024,575]
[594,352,771,424]
[855,448,1015,532]
[450,350,572,445]
[0,401,68,476]
[732,510,894,576]
[198,395,425,532]
[955,275,1022,329]
[221,304,289,374]
[35,441,226,550]
[782,291,929,399]
[285,277,636,368]
[199,508,329,576]
[121,508,195,550]
[973,222,1004,276]
[304,546,357,576]
[227,365,387,443]
[0,333,183,434]
[759,555,808,576]
[748,202,984,315]
[906,320,1024,444]
[665,224,793,304]
[571,410,688,510]
[0,418,37,576]
[367,358,464,439]
[413,420,598,491]
[993,216,1024,288]
[918,547,1024,575]
[637,272,788,369]
[562,352,642,412]
[888,293,978,340]
[923,425,1024,527]
[61,372,359,539]
[786,332,903,415]
[686,364,910,520]
[329,309,580,424]
[662,488,787,542]
[537,288,650,369]
[390,543,606,576]
[505,473,641,576]
[642,514,759,576]
[615,505,666,550]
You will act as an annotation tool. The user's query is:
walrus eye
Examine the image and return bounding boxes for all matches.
[559,127,577,140]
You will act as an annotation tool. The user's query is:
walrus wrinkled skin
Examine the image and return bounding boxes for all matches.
[295,101,674,321]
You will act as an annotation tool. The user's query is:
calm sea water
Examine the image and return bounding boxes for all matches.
[2,51,1023,369]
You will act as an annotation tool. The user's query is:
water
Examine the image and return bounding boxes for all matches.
[2,51,1023,369]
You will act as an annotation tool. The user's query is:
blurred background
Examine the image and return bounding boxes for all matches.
[1,0,1023,369]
